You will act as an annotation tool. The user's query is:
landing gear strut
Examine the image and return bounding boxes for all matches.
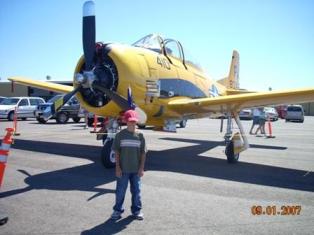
[101,118,119,168]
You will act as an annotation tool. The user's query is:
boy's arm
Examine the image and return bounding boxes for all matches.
[115,152,122,177]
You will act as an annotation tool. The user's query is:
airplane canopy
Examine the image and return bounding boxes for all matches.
[133,34,202,70]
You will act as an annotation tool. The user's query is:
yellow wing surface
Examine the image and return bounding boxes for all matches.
[8,76,73,94]
[168,88,314,114]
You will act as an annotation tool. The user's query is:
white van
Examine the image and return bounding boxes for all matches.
[285,105,304,123]
[0,97,45,121]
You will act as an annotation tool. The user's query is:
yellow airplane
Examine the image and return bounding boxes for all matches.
[9,1,314,168]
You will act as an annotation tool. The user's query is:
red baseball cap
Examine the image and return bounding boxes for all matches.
[124,109,139,123]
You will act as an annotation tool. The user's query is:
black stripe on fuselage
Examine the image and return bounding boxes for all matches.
[159,78,207,98]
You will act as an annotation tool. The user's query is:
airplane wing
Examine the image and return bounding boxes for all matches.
[168,88,314,114]
[8,76,73,93]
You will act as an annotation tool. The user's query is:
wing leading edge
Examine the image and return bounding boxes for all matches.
[168,88,314,114]
[8,76,73,94]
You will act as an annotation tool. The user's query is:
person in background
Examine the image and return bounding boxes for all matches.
[249,108,261,135]
[111,109,147,221]
[255,108,267,136]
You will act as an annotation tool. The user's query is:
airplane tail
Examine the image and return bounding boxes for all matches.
[217,50,240,89]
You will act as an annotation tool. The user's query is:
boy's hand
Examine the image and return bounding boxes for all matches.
[138,168,144,177]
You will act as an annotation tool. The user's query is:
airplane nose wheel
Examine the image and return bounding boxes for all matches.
[225,140,239,163]
[224,112,240,164]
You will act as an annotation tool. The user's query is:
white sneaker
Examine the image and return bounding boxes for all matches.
[110,211,122,220]
[133,212,144,220]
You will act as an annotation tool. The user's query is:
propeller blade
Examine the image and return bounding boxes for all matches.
[92,83,129,110]
[41,86,81,120]
[92,84,147,124]
[83,1,96,71]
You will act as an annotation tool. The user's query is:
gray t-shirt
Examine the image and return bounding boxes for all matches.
[112,128,146,173]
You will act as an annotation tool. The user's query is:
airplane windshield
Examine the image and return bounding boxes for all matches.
[1,98,19,105]
[133,34,203,71]
[132,34,163,53]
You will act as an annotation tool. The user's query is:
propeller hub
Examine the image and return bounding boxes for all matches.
[74,71,96,89]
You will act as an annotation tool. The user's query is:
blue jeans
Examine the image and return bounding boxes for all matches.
[113,173,142,215]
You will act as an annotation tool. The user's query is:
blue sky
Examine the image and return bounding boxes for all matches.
[0,0,313,91]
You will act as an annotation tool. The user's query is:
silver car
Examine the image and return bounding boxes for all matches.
[285,105,304,123]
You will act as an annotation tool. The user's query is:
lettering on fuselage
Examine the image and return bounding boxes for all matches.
[157,56,171,70]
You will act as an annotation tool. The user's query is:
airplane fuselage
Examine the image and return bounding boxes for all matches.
[74,43,227,126]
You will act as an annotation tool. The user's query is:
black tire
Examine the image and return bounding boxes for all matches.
[21,117,27,121]
[72,117,81,123]
[179,120,187,128]
[225,141,239,163]
[36,117,47,124]
[56,112,69,124]
[8,111,14,121]
[101,139,116,168]
[137,124,146,129]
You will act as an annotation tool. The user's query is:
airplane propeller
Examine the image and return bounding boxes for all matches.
[44,1,147,124]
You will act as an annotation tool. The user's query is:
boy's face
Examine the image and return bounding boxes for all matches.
[127,120,137,129]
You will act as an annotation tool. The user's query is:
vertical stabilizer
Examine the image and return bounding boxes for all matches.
[228,50,240,89]
[217,50,240,89]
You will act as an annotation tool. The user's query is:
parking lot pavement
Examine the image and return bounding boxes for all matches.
[0,117,313,234]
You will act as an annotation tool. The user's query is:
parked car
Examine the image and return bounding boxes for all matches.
[285,105,304,123]
[35,95,84,124]
[264,107,278,121]
[0,97,45,121]
[0,96,6,103]
[239,109,253,120]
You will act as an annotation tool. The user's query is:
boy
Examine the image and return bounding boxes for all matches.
[111,109,147,220]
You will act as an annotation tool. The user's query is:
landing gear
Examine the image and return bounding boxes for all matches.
[225,140,239,163]
[223,112,249,164]
[100,118,119,168]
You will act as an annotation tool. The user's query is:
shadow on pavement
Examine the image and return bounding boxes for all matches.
[1,136,313,200]
[81,216,135,235]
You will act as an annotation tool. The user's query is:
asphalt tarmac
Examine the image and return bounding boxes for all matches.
[0,117,313,234]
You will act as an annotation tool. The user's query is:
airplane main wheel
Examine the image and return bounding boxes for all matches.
[101,139,116,168]
[225,141,239,164]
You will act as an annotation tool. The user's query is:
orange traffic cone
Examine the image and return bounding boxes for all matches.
[13,107,20,136]
[0,128,14,187]
[90,114,98,133]
[266,117,275,138]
